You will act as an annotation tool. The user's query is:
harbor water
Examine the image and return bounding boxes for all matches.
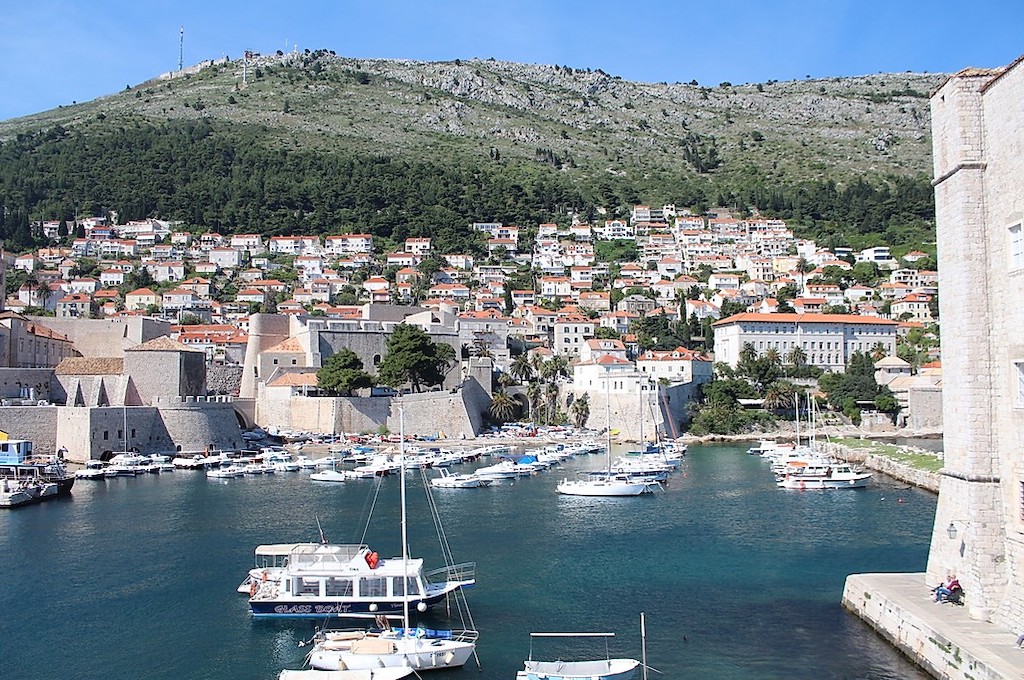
[0,443,935,679]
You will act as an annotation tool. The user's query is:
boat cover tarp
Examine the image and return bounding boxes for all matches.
[349,637,396,654]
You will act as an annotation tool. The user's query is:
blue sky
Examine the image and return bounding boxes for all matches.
[2,0,1022,121]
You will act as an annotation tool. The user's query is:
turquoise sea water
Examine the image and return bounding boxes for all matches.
[0,443,935,680]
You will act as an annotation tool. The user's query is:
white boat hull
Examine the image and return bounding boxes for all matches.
[310,635,476,672]
[778,474,871,489]
[310,470,347,483]
[280,667,414,679]
[556,479,654,497]
[520,657,639,680]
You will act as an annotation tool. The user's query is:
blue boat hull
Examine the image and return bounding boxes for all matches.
[250,594,447,619]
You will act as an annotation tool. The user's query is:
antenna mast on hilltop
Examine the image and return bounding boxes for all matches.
[178,26,184,71]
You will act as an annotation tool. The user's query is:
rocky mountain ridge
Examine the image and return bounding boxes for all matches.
[0,51,945,185]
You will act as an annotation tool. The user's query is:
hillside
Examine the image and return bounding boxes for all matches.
[0,50,945,249]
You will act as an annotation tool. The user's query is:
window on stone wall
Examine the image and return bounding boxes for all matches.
[1011,224,1023,271]
[1016,361,1024,407]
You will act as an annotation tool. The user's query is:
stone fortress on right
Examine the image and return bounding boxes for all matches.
[927,55,1024,628]
[840,55,1024,680]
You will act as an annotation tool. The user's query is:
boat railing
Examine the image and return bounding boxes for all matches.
[288,543,367,570]
[425,561,476,585]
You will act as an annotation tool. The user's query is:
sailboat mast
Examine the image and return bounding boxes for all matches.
[399,404,410,630]
[605,365,612,474]
[639,387,644,445]
[641,612,648,680]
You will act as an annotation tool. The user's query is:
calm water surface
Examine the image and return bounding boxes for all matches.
[0,443,935,680]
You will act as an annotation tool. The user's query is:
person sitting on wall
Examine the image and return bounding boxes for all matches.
[934,574,961,603]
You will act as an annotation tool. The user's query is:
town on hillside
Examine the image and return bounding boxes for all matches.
[0,205,942,456]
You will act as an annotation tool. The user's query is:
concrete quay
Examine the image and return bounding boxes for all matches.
[843,572,1024,679]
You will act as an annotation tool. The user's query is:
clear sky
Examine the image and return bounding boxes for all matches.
[2,0,1022,121]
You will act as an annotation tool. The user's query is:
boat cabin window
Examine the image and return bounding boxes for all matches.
[325,578,353,597]
[298,577,320,596]
[391,577,420,596]
[359,576,387,598]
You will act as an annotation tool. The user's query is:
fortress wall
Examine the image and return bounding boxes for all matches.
[0,368,58,401]
[0,406,59,455]
[155,402,244,454]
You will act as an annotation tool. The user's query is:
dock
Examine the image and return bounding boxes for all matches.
[843,572,1023,680]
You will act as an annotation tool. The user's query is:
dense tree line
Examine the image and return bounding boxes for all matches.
[0,119,934,252]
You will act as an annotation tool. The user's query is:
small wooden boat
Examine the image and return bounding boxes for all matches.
[516,632,640,680]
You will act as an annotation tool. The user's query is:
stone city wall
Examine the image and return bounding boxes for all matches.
[207,365,243,395]
[843,573,1014,680]
[154,401,244,454]
[0,406,59,454]
[0,368,58,402]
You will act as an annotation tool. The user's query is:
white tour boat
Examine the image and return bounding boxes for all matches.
[305,407,479,672]
[777,462,872,490]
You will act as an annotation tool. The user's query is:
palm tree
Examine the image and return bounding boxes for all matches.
[497,371,516,388]
[739,342,758,364]
[569,395,590,429]
[787,346,807,367]
[526,380,542,423]
[544,382,560,424]
[510,353,533,383]
[530,352,545,377]
[762,381,795,413]
[795,256,813,295]
[763,347,781,366]
[871,342,888,361]
[539,358,559,383]
[488,390,518,424]
[550,355,569,379]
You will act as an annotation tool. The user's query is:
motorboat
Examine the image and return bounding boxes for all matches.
[245,542,476,618]
[295,455,319,469]
[173,454,214,469]
[349,455,401,478]
[747,439,778,456]
[147,454,175,472]
[516,632,640,680]
[105,453,150,476]
[305,407,479,671]
[777,462,872,490]
[0,438,75,508]
[207,465,245,479]
[473,458,541,481]
[430,468,492,489]
[310,469,347,483]
[76,460,109,479]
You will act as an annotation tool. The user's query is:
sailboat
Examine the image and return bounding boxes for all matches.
[556,368,657,497]
[307,404,479,672]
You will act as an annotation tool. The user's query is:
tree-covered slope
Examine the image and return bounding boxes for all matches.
[0,51,944,251]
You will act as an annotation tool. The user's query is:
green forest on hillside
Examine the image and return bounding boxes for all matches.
[0,119,935,253]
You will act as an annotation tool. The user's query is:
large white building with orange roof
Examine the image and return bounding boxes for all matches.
[712,312,898,371]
